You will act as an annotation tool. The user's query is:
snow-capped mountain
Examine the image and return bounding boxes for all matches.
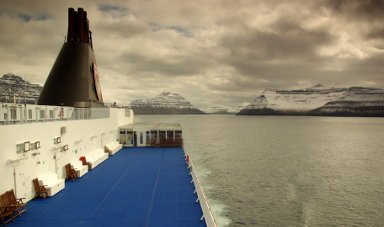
[238,85,384,116]
[0,73,42,104]
[130,92,204,114]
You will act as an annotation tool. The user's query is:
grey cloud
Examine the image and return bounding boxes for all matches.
[221,21,334,60]
[1,0,384,109]
[120,51,212,77]
[366,27,384,40]
[322,0,384,20]
[205,76,272,93]
[219,19,335,80]
[13,12,51,22]
[347,54,384,84]
[98,4,129,15]
[95,20,148,38]
[148,22,193,37]
[165,26,193,38]
[320,0,384,42]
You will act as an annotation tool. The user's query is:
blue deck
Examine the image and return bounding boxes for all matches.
[11,148,206,227]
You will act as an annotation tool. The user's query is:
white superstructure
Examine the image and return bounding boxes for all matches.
[0,103,133,202]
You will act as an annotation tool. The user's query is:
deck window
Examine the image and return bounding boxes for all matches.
[146,131,150,144]
[127,131,133,144]
[28,109,33,119]
[39,110,45,119]
[10,108,17,120]
[150,130,158,140]
[159,131,166,139]
[167,130,174,139]
[119,130,125,143]
[119,130,133,145]
[175,130,182,139]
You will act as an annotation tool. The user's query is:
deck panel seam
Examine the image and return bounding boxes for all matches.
[88,152,143,220]
[144,148,165,227]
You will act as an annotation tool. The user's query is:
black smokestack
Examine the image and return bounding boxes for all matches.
[38,8,103,107]
[67,8,91,45]
[67,8,75,42]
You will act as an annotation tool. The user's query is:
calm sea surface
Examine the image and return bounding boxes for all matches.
[136,115,384,226]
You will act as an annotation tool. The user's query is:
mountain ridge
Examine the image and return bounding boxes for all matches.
[238,85,384,116]
[0,73,42,104]
[130,92,205,114]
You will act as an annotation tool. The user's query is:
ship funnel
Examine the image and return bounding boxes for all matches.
[38,8,103,107]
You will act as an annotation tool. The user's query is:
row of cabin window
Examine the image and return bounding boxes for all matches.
[119,130,182,138]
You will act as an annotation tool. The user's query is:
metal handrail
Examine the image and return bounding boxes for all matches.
[0,103,111,125]
[185,151,218,227]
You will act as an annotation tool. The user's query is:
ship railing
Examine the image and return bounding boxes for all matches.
[0,103,110,125]
[185,151,218,227]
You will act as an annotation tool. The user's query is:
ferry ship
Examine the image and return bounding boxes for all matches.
[0,8,216,226]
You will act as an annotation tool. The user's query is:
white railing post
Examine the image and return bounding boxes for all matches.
[0,104,113,124]
[185,150,218,227]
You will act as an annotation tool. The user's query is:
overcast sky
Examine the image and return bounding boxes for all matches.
[0,0,383,111]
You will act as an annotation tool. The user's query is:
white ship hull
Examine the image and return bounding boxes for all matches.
[0,104,133,202]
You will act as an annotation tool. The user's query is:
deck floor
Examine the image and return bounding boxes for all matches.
[11,147,206,227]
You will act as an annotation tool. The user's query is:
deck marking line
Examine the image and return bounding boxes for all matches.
[88,151,142,219]
[144,148,165,227]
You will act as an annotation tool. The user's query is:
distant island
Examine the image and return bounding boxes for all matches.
[203,105,234,114]
[130,92,205,114]
[237,85,384,117]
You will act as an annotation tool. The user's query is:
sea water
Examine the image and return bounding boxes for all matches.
[136,115,384,226]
